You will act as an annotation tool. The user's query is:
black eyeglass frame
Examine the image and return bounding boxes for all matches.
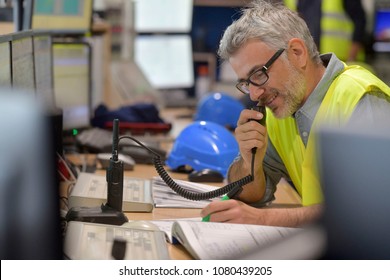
[236,48,285,94]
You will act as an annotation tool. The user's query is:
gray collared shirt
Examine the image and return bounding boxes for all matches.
[232,53,390,207]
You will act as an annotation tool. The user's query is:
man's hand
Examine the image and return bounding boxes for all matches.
[235,109,267,170]
[201,199,324,227]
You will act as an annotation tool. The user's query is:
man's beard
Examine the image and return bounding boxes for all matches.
[271,63,306,119]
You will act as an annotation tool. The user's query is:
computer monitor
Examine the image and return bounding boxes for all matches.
[31,0,93,35]
[10,30,36,92]
[33,31,56,110]
[0,92,62,259]
[190,5,242,85]
[0,34,12,88]
[134,0,193,33]
[373,1,390,52]
[33,31,64,157]
[52,41,91,132]
[317,122,390,259]
[374,10,390,41]
[191,5,241,53]
[134,35,194,90]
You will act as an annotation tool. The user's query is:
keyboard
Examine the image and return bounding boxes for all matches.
[64,221,170,260]
[75,128,167,164]
[76,127,112,152]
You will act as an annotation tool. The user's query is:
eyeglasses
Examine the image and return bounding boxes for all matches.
[236,48,285,95]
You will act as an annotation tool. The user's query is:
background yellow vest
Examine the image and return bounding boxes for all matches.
[284,0,365,62]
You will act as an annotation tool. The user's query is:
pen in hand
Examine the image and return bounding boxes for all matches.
[202,186,243,222]
[201,195,229,222]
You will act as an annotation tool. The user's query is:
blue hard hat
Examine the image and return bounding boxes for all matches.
[194,92,244,130]
[166,121,239,178]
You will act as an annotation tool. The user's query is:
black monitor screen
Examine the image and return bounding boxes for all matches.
[0,93,62,259]
[11,31,35,92]
[53,42,91,131]
[0,35,12,88]
[31,0,93,35]
[318,123,390,259]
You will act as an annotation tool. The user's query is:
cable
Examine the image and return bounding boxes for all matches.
[119,135,256,201]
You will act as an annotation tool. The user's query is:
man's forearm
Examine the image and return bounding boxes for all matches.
[258,204,324,227]
[227,156,266,203]
[228,156,250,183]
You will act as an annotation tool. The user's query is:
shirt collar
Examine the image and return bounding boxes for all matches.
[295,53,345,121]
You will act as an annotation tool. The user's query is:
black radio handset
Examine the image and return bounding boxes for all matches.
[65,119,128,225]
[251,103,266,126]
[250,103,266,153]
[106,119,124,211]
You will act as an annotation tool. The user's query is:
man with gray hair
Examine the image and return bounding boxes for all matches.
[201,0,390,227]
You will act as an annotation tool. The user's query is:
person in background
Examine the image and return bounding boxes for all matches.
[201,0,390,227]
[280,0,367,63]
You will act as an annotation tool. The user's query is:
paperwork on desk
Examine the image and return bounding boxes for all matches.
[149,218,202,243]
[152,177,223,208]
[124,218,302,259]
[170,221,303,260]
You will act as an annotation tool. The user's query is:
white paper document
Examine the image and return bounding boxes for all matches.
[152,177,223,208]
[171,221,302,260]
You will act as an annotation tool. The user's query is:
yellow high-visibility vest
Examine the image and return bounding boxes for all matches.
[266,65,390,206]
[284,0,364,62]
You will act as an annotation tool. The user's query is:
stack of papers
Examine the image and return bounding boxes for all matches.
[132,219,303,260]
[171,221,303,260]
[135,218,201,244]
[152,177,223,208]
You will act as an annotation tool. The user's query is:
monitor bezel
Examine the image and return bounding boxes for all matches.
[32,30,57,111]
[0,34,13,88]
[30,0,93,36]
[10,30,36,93]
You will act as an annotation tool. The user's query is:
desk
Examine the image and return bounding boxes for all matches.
[106,162,300,260]
[64,154,301,260]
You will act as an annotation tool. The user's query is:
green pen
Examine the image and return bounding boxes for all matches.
[202,194,230,222]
